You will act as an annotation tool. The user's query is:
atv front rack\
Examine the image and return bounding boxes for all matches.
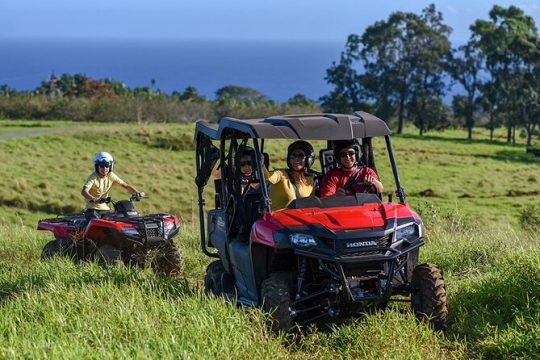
[101,213,177,245]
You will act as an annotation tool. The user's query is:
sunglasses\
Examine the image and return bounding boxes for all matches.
[339,150,356,158]
[289,152,307,160]
[97,163,110,168]
[239,161,252,167]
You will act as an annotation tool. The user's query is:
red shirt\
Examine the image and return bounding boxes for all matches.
[320,166,379,197]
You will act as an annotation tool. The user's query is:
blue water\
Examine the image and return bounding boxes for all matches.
[0,37,344,102]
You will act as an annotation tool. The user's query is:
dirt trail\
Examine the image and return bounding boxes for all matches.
[0,127,88,140]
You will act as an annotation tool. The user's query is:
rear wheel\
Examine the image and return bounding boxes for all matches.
[96,244,123,266]
[411,263,448,331]
[41,240,62,260]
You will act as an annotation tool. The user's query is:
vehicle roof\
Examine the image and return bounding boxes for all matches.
[195,111,391,140]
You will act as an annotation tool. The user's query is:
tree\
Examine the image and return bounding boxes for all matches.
[448,42,484,139]
[320,34,365,114]
[174,86,207,103]
[405,5,452,135]
[479,81,503,141]
[323,4,452,134]
[471,5,540,145]
[286,94,318,107]
[360,11,420,132]
[215,85,268,104]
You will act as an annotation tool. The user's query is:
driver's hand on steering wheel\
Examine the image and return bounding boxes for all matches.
[364,174,376,186]
[364,174,383,193]
[336,188,347,196]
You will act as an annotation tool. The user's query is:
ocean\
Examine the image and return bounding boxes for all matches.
[0,37,344,102]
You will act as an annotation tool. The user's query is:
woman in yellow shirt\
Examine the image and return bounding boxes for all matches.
[262,140,315,210]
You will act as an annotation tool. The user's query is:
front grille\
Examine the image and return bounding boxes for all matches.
[324,234,391,257]
[141,221,164,242]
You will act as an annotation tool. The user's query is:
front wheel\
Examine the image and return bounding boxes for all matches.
[150,242,184,277]
[411,263,448,331]
[204,260,233,297]
[261,272,294,333]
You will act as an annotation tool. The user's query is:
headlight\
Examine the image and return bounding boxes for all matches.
[121,227,140,237]
[395,224,418,240]
[290,233,317,247]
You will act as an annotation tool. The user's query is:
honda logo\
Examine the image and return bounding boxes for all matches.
[346,240,378,248]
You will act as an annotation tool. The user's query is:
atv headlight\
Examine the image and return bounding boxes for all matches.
[395,224,417,240]
[290,233,317,247]
[121,227,140,237]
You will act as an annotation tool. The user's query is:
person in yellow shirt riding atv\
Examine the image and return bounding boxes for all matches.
[81,151,143,220]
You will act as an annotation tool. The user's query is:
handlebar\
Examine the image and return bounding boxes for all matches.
[90,193,145,204]
[131,192,147,201]
[90,197,111,204]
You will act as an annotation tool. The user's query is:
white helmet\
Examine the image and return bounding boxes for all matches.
[94,151,114,172]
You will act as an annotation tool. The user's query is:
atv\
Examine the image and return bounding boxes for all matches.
[38,194,184,276]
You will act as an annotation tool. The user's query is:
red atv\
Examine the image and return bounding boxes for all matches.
[195,112,448,332]
[37,194,184,276]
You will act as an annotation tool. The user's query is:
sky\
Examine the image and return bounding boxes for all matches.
[1,0,539,44]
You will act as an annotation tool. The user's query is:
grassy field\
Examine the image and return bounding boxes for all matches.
[0,120,538,359]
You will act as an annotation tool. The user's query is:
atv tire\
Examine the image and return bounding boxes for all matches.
[411,263,448,331]
[261,272,293,333]
[41,240,63,260]
[150,241,184,277]
[204,260,233,297]
[97,244,123,266]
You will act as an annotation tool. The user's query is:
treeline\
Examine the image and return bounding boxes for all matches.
[0,77,321,124]
[322,4,540,146]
